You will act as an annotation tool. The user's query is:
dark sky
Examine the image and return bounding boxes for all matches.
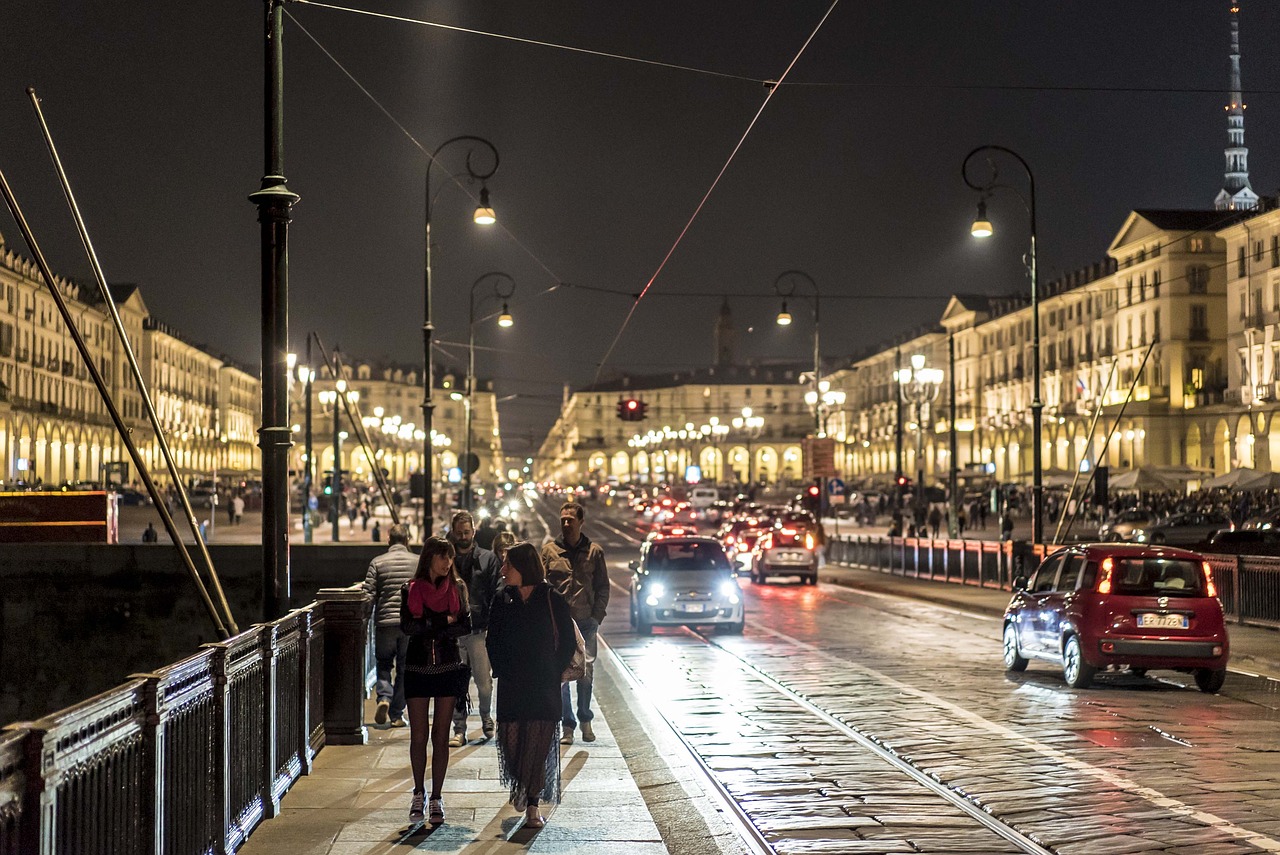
[5,1,1278,452]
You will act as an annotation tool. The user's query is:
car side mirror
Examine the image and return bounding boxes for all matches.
[1013,575,1028,592]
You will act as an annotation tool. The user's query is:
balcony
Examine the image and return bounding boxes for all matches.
[1242,312,1266,331]
[1189,327,1211,342]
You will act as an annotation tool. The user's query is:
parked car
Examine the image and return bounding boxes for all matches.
[1127,511,1232,545]
[111,486,152,506]
[750,517,819,585]
[1098,509,1158,541]
[629,536,743,634]
[1201,528,1280,556]
[1241,507,1280,530]
[1002,544,1229,692]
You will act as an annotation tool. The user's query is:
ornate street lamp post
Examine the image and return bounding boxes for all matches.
[423,136,499,535]
[465,272,516,510]
[895,354,943,525]
[964,145,1042,544]
[731,408,765,485]
[773,271,821,438]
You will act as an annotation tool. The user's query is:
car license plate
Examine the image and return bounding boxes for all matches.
[682,603,705,613]
[779,551,806,562]
[1137,613,1188,629]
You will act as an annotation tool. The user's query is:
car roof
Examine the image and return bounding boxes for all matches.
[1064,543,1206,560]
[648,535,721,546]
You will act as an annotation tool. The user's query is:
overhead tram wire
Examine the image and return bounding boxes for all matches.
[293,1,1280,98]
[283,8,563,288]
[592,0,844,384]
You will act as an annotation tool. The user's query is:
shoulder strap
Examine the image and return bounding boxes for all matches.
[546,588,559,647]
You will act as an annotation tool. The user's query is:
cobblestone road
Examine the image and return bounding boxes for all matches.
[577,504,1280,855]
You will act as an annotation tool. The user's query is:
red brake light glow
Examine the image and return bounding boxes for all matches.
[1203,561,1218,598]
[1098,557,1113,594]
[781,527,797,536]
[805,532,815,549]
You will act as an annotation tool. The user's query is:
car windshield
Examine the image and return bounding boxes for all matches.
[1111,558,1206,596]
[648,542,731,572]
[1118,510,1150,522]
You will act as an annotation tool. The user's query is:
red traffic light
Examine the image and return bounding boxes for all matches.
[626,399,639,411]
[807,485,820,497]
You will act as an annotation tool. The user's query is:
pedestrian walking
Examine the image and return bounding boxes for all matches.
[371,520,382,543]
[492,531,516,565]
[400,536,472,826]
[226,492,235,526]
[486,542,576,829]
[233,493,245,525]
[142,522,158,543]
[540,501,609,745]
[446,511,502,746]
[927,505,943,539]
[362,524,418,730]
[957,507,967,537]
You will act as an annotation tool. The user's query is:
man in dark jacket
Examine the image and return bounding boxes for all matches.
[362,523,418,727]
[447,510,503,745]
[540,501,609,745]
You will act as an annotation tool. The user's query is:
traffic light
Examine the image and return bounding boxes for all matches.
[616,398,644,421]
[636,400,648,420]
[804,479,821,513]
[896,475,912,489]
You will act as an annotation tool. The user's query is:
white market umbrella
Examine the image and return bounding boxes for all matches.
[1203,468,1264,490]
[1108,467,1179,491]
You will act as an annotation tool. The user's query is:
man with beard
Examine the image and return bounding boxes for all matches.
[446,510,503,746]
[540,501,609,744]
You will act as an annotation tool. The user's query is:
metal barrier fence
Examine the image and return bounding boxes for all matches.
[0,584,373,855]
[832,534,1280,629]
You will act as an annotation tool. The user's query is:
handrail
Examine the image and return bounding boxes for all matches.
[829,532,1280,629]
[0,584,372,855]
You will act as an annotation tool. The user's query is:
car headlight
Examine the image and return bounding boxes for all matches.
[1132,530,1146,541]
[644,581,665,606]
[719,580,740,605]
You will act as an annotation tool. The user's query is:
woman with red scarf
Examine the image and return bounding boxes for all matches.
[400,536,472,825]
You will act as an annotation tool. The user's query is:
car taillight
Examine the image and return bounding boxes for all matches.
[805,532,815,549]
[761,534,772,550]
[725,535,735,545]
[1098,557,1113,594]
[781,527,797,536]
[1203,561,1218,598]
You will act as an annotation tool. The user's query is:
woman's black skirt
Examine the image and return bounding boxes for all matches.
[405,663,470,700]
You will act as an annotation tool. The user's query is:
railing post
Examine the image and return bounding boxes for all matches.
[316,586,372,746]
[201,642,232,855]
[0,726,36,855]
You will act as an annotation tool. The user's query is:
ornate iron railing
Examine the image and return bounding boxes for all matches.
[831,534,1280,629]
[0,586,371,855]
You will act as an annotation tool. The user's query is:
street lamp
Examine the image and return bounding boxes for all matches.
[423,136,499,538]
[804,380,846,438]
[730,407,765,485]
[298,354,316,543]
[773,270,821,437]
[895,354,943,524]
[963,144,1043,543]
[466,272,517,510]
[319,382,358,542]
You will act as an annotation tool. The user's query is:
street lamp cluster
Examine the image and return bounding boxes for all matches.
[318,381,359,542]
[895,354,943,518]
[804,380,846,438]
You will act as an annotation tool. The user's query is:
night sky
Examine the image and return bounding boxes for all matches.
[5,1,1278,453]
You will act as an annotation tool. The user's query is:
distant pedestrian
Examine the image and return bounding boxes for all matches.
[1001,513,1014,541]
[142,522,158,543]
[372,520,382,543]
[400,536,471,826]
[233,494,245,525]
[486,543,576,829]
[978,501,988,529]
[541,501,609,745]
[927,506,943,539]
[364,523,417,730]
[348,502,358,528]
[957,507,967,537]
[199,519,209,542]
[493,531,516,565]
[226,493,235,525]
[361,500,371,531]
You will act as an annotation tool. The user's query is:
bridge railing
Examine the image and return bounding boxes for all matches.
[830,534,1280,629]
[0,584,373,855]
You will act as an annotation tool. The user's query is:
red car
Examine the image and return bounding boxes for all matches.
[1003,544,1229,692]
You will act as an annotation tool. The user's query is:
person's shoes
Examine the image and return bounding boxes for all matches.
[482,716,495,740]
[428,797,444,825]
[448,730,466,748]
[408,791,425,822]
[389,717,407,728]
[581,721,596,742]
[374,699,389,725]
[559,727,574,745]
[524,805,545,828]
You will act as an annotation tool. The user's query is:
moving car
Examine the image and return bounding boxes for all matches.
[1097,509,1158,541]
[629,536,743,634]
[750,516,819,585]
[1002,544,1229,692]
[718,518,767,575]
[1127,511,1232,545]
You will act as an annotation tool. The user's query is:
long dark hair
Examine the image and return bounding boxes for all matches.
[415,536,469,607]
[505,542,545,585]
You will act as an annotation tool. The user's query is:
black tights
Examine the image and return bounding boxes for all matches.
[407,696,457,798]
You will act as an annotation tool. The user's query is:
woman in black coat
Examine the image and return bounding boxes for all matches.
[486,542,576,828]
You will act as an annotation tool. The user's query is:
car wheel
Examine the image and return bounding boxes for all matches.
[1195,668,1226,694]
[1130,667,1148,678]
[1062,635,1095,689]
[636,612,652,636]
[721,619,744,635]
[753,566,768,584]
[802,574,817,586]
[629,595,636,629]
[1002,623,1028,672]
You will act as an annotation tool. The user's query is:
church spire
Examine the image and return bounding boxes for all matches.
[1215,2,1258,211]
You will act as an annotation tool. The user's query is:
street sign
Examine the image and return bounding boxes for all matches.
[802,437,837,479]
[827,477,846,496]
[461,452,481,477]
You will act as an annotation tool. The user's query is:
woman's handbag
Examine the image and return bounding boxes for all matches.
[549,595,587,683]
